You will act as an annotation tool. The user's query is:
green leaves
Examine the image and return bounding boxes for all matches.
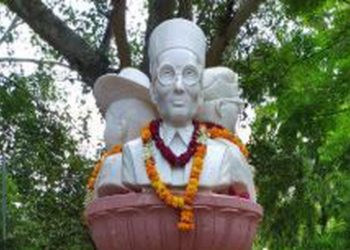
[235,1,350,249]
[0,73,93,249]
[281,0,326,16]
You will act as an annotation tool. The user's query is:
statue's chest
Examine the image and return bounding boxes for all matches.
[131,139,231,189]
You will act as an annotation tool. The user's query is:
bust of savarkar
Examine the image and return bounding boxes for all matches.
[86,18,262,249]
[119,19,255,229]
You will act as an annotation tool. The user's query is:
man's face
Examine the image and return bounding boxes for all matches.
[151,49,203,127]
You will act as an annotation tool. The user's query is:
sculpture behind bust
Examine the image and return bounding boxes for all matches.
[197,67,243,133]
[197,66,256,200]
[104,99,156,149]
[93,68,157,197]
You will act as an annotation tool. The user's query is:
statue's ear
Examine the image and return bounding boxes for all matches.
[215,100,224,118]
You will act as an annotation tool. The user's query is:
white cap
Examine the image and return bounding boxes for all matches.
[93,68,152,115]
[148,18,206,73]
[202,67,243,104]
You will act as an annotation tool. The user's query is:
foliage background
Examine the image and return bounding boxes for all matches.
[0,0,349,249]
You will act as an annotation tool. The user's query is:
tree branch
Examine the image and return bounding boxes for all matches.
[98,10,113,54]
[111,0,131,68]
[92,0,113,56]
[206,0,265,66]
[141,0,177,75]
[177,0,193,20]
[4,0,111,87]
[0,57,71,70]
[0,15,22,45]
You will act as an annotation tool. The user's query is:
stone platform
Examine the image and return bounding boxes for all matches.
[86,193,263,250]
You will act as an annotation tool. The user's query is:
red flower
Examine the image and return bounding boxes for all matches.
[150,119,200,167]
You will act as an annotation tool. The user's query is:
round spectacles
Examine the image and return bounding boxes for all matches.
[157,64,200,86]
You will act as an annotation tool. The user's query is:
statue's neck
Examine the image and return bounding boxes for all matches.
[162,119,193,129]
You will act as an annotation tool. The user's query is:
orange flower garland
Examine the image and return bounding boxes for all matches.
[205,123,249,158]
[85,121,249,230]
[141,124,208,231]
[87,144,123,191]
[86,122,247,193]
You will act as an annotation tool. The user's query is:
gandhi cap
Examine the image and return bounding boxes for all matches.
[148,18,206,75]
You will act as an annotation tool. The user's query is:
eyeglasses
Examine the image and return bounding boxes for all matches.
[156,63,201,86]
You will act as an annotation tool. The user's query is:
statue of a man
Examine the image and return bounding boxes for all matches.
[93,68,157,197]
[197,67,256,200]
[121,19,254,199]
[198,67,243,133]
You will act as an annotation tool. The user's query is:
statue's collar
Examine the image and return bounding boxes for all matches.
[159,122,194,147]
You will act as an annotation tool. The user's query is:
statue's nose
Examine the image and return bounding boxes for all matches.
[174,75,185,93]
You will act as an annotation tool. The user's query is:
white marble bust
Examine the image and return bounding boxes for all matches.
[197,67,243,133]
[197,67,256,200]
[93,68,157,197]
[121,19,256,200]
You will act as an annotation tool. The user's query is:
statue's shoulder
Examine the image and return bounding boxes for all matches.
[103,152,122,165]
[206,137,231,153]
[209,137,245,157]
[122,137,144,162]
[206,137,248,170]
[205,138,230,162]
[124,136,143,148]
[208,138,240,153]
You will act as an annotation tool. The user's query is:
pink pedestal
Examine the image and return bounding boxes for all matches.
[86,193,263,250]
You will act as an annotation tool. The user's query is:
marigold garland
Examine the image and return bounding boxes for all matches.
[204,122,249,158]
[85,121,249,231]
[86,122,248,192]
[141,124,207,231]
[150,119,200,167]
[86,144,123,191]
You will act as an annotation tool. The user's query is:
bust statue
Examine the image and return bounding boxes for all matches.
[93,68,157,197]
[86,18,262,248]
[121,19,254,199]
[197,66,256,200]
[197,67,243,133]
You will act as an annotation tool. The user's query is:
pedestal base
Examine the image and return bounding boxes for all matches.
[86,193,263,250]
